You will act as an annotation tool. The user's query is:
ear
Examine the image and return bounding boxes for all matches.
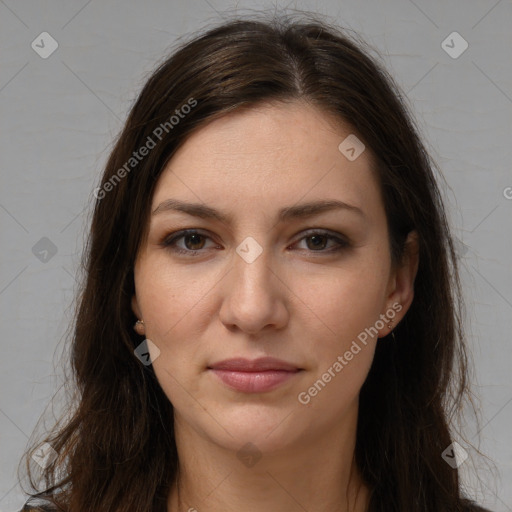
[378,230,419,337]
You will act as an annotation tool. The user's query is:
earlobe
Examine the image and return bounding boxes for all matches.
[131,295,146,335]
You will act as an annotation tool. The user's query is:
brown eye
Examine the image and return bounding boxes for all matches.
[295,231,349,253]
[162,230,216,256]
[305,234,330,250]
[181,233,206,251]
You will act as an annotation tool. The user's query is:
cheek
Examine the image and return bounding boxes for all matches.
[136,256,213,342]
[294,280,382,414]
[133,259,217,403]
[290,262,388,401]
[294,259,389,345]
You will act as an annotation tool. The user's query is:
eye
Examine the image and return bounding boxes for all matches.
[293,230,350,253]
[162,230,217,256]
[161,229,350,257]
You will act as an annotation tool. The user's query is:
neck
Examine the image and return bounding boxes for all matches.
[167,403,371,512]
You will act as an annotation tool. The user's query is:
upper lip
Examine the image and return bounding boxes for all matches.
[208,357,301,372]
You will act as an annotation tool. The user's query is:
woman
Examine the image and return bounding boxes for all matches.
[18,13,493,512]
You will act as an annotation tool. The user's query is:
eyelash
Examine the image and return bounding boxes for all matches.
[161,229,349,257]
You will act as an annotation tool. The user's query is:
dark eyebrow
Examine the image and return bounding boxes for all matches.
[152,198,365,223]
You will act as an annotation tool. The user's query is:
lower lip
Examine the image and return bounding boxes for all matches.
[209,369,300,393]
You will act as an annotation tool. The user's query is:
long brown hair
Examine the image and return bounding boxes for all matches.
[18,13,486,512]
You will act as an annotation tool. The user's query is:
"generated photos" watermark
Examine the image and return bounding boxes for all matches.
[298,302,402,405]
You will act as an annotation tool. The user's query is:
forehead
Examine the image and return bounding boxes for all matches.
[152,101,382,221]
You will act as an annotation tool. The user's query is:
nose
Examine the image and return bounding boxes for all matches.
[218,245,289,336]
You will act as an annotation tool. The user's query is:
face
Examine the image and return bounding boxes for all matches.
[132,101,417,454]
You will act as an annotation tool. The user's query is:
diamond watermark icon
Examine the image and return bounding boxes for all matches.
[236,442,262,468]
[32,237,58,263]
[441,32,468,59]
[453,237,469,259]
[31,32,59,59]
[441,441,468,468]
[134,339,161,366]
[32,442,58,469]
[236,237,263,264]
[338,134,365,161]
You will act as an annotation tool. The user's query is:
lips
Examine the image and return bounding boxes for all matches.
[208,357,301,372]
[207,357,302,393]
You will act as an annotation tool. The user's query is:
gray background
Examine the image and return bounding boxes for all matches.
[0,1,511,511]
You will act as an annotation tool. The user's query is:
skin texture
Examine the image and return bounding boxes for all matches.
[131,101,419,512]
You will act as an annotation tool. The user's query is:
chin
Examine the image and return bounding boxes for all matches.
[200,405,302,452]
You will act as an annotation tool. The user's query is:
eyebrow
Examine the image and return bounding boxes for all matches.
[152,198,365,223]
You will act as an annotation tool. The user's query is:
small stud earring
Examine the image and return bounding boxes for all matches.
[134,319,145,335]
